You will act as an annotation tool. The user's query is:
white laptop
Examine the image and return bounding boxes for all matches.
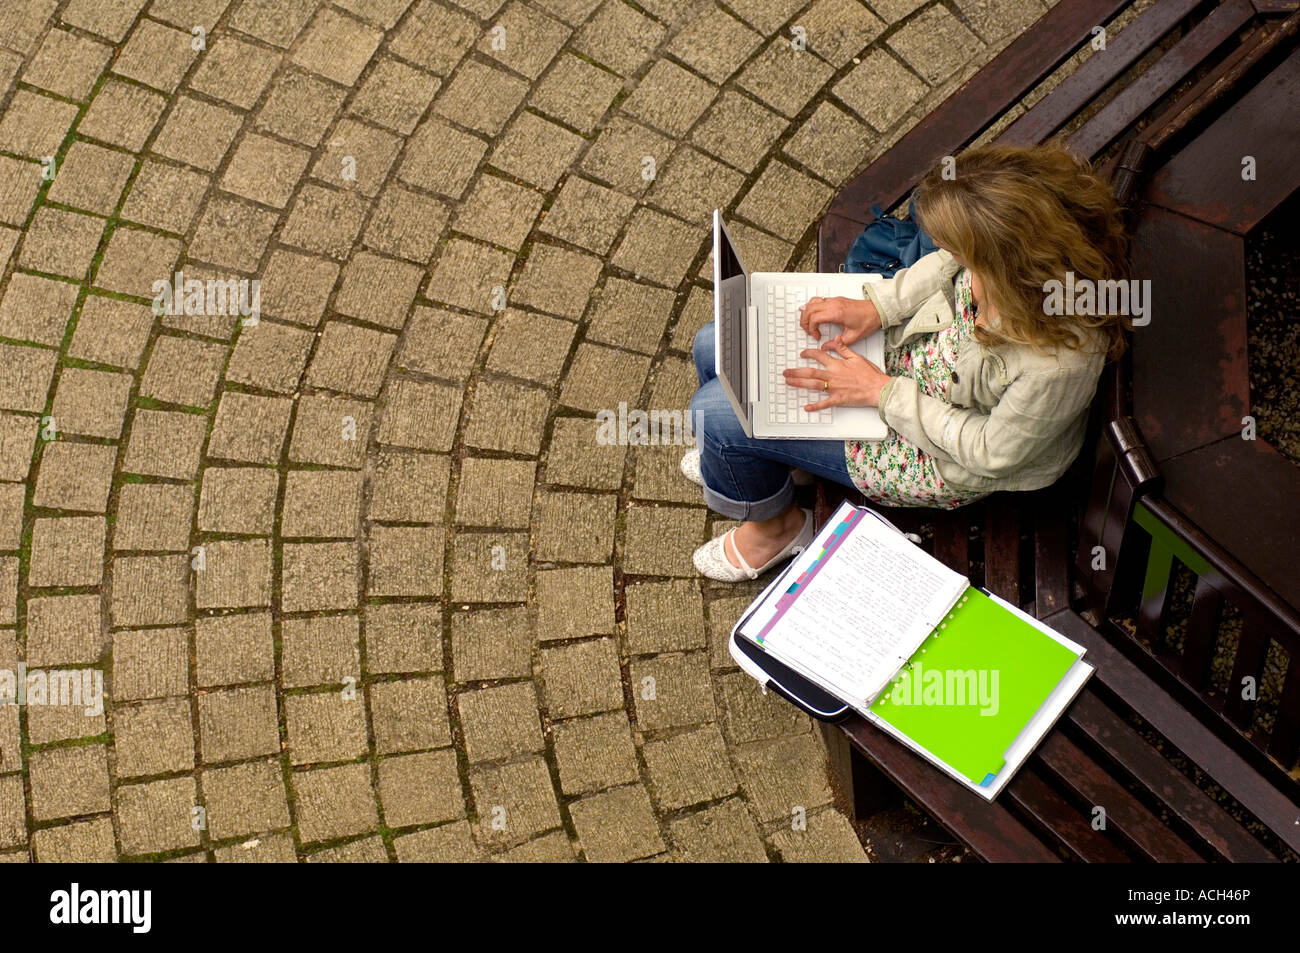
[712,211,894,439]
[713,211,889,440]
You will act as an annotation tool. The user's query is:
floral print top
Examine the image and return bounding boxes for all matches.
[843,269,987,509]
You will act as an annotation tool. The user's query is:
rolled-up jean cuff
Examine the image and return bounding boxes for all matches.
[702,474,794,522]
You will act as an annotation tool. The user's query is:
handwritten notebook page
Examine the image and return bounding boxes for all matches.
[739,506,967,705]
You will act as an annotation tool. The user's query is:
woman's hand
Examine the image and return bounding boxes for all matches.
[783,336,892,411]
[798,296,882,347]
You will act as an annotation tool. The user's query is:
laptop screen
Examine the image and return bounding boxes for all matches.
[713,211,749,421]
[717,217,745,283]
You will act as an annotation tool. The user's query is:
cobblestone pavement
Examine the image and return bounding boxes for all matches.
[0,0,1065,862]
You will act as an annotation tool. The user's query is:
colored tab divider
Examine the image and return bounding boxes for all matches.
[755,506,864,644]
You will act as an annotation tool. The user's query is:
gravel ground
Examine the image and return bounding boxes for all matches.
[1246,190,1300,463]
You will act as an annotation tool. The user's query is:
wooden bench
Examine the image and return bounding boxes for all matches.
[811,0,1300,861]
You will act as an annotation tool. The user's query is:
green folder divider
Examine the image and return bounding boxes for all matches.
[868,587,1079,786]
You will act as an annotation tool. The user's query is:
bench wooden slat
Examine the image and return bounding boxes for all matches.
[1129,211,1250,462]
[812,479,849,527]
[1065,691,1278,861]
[1098,465,1147,621]
[817,210,871,271]
[1136,538,1174,647]
[998,0,1204,146]
[1180,574,1224,690]
[1046,608,1300,854]
[883,507,927,541]
[931,509,970,577]
[1066,0,1258,157]
[837,714,1062,862]
[825,0,1133,230]
[1224,619,1272,729]
[1005,766,1132,861]
[1032,483,1071,618]
[1267,654,1300,764]
[1143,22,1300,232]
[984,495,1021,603]
[1078,435,1119,612]
[1036,731,1204,862]
[1138,9,1300,159]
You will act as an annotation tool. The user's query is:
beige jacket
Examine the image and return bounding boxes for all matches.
[863,250,1106,493]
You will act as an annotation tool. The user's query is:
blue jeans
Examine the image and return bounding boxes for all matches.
[689,322,860,521]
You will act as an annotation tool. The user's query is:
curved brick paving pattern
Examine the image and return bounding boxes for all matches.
[0,0,1073,862]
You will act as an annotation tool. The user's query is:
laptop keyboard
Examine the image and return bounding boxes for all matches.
[767,284,836,426]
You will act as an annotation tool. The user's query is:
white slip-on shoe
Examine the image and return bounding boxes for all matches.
[680,449,704,487]
[692,508,815,582]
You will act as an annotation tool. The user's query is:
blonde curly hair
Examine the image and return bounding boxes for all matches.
[912,141,1130,360]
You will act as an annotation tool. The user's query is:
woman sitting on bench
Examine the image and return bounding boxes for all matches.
[686,142,1130,582]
